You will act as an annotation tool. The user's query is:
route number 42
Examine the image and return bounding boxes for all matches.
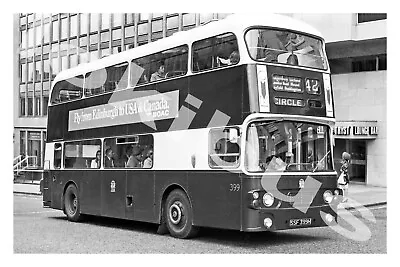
[230,184,240,191]
[305,78,320,94]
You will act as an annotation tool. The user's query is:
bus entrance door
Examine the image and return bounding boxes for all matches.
[101,170,126,219]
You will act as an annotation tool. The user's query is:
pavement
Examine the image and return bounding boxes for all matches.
[13,181,386,210]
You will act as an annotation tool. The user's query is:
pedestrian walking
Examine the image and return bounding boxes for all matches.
[338,151,351,202]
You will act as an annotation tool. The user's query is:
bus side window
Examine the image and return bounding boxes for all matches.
[85,69,106,96]
[50,75,84,104]
[54,143,62,169]
[192,32,239,73]
[105,62,129,92]
[64,139,101,169]
[208,127,240,168]
[163,45,188,78]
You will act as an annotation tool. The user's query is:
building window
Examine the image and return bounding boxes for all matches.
[80,14,88,35]
[27,97,33,116]
[70,15,78,37]
[43,58,50,80]
[35,96,41,116]
[28,62,34,82]
[52,19,59,42]
[43,23,50,44]
[20,131,26,156]
[27,27,34,47]
[90,33,98,45]
[70,54,78,68]
[167,16,178,30]
[358,13,387,23]
[112,28,121,41]
[200,13,213,24]
[20,97,26,116]
[100,31,110,42]
[101,13,110,30]
[61,18,69,39]
[152,19,162,33]
[21,63,27,83]
[351,55,387,72]
[51,57,59,79]
[125,14,135,25]
[35,60,42,82]
[21,30,27,50]
[183,13,195,27]
[125,25,134,38]
[113,13,123,27]
[90,13,100,33]
[35,24,42,46]
[43,96,49,115]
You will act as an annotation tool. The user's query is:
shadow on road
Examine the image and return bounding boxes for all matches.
[49,215,330,247]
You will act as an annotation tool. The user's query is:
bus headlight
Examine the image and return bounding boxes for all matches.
[263,192,274,207]
[264,218,273,228]
[323,190,333,203]
[252,191,259,199]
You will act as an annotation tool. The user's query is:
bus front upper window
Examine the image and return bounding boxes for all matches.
[245,28,327,70]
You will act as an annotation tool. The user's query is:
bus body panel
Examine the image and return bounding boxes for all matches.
[80,170,102,215]
[101,170,126,219]
[127,171,156,222]
[188,171,242,230]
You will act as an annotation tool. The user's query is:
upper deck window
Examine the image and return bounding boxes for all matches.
[130,45,188,87]
[245,28,328,70]
[192,32,239,73]
[84,62,129,97]
[51,75,84,104]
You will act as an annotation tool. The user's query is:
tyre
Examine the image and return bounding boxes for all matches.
[164,189,198,239]
[63,184,82,222]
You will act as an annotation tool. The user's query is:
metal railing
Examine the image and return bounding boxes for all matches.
[13,155,38,175]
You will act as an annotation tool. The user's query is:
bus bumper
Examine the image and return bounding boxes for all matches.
[243,205,337,232]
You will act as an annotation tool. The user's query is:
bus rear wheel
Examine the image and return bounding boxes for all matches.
[164,189,198,239]
[64,184,81,222]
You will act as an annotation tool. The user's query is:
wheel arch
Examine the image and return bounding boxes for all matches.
[158,183,193,224]
[61,180,79,213]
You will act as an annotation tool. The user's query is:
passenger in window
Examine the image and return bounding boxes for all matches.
[143,146,153,168]
[150,61,166,82]
[104,148,115,168]
[217,50,240,66]
[126,145,142,168]
[91,150,101,168]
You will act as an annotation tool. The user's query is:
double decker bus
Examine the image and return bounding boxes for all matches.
[42,14,340,239]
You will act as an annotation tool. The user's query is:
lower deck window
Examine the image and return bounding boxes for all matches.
[104,134,154,169]
[209,127,240,168]
[64,139,101,169]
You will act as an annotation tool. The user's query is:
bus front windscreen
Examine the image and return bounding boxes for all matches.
[245,121,333,173]
[245,28,328,70]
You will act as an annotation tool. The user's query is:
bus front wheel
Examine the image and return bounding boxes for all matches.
[64,184,82,222]
[164,189,198,239]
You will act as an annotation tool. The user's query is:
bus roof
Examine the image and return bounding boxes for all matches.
[51,13,323,85]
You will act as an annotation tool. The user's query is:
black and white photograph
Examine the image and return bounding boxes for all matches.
[8,1,394,261]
